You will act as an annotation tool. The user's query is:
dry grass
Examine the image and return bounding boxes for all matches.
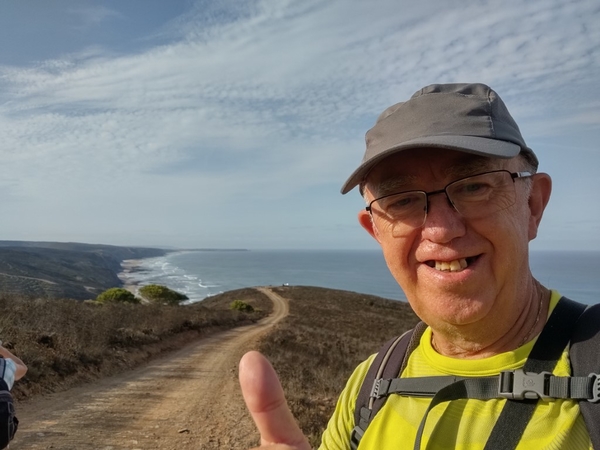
[0,288,272,401]
[2,284,415,448]
[186,285,422,447]
[258,286,419,447]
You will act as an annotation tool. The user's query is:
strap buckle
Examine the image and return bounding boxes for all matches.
[498,369,551,400]
[589,373,600,403]
[349,426,364,450]
[370,378,390,399]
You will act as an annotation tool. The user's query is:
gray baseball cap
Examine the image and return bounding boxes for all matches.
[341,83,538,194]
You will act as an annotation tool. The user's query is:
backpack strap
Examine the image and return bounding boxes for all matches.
[350,321,427,450]
[0,358,9,392]
[483,296,587,450]
[371,370,597,402]
[570,302,600,449]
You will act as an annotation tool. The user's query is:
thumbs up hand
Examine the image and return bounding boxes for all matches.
[239,351,312,450]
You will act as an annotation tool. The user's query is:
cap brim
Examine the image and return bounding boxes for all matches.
[340,135,521,194]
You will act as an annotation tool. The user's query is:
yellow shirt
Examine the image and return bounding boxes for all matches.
[320,291,592,450]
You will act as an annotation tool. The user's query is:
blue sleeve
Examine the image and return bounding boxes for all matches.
[0,358,17,390]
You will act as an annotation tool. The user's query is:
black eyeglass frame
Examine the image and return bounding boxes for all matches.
[365,170,533,218]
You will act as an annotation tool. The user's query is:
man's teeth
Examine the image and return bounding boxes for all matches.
[434,258,468,272]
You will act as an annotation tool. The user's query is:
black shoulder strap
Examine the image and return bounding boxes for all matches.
[0,357,10,392]
[350,322,427,450]
[570,302,600,449]
[482,296,587,450]
[0,358,7,386]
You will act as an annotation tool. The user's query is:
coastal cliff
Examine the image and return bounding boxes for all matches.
[0,241,167,300]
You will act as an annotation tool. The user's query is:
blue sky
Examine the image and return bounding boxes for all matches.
[0,0,598,250]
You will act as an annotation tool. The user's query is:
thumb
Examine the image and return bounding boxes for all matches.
[239,351,311,449]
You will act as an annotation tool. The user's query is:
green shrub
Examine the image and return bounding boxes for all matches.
[230,300,254,312]
[139,284,188,305]
[96,288,140,304]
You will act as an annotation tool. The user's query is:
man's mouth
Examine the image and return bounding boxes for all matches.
[426,256,478,273]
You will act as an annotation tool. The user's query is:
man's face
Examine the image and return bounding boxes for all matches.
[358,148,550,336]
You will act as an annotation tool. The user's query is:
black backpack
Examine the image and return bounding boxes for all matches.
[0,366,18,449]
[351,297,600,450]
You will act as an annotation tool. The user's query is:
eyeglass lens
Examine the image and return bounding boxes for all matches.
[369,171,519,237]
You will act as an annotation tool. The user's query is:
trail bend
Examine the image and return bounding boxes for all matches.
[12,286,289,450]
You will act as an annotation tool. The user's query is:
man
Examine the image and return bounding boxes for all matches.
[239,83,594,448]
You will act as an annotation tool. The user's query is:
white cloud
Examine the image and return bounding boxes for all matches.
[0,0,598,248]
[67,5,123,28]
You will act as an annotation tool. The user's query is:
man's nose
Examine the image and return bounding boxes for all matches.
[421,193,466,243]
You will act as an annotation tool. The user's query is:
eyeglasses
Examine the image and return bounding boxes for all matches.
[366,170,532,236]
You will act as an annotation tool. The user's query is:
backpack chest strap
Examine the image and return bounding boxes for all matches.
[372,370,600,402]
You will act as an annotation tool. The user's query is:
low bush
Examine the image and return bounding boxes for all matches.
[230,300,254,312]
[96,288,139,304]
[139,284,188,305]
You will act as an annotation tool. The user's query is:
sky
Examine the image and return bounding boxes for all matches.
[0,0,598,251]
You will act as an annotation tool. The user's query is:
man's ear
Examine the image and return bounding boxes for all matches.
[528,173,552,241]
[358,209,381,243]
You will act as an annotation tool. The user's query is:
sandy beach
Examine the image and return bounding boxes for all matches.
[117,258,144,294]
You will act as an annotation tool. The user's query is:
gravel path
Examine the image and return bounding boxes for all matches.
[11,286,288,450]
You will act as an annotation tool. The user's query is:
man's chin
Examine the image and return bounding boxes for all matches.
[410,292,493,326]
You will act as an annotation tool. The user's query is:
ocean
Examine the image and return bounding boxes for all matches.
[119,250,600,305]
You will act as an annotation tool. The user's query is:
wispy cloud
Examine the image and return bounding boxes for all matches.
[0,0,598,248]
[67,5,123,28]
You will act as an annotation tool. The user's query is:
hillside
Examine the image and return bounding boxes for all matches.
[205,285,420,447]
[10,287,284,449]
[6,285,417,448]
[0,240,167,300]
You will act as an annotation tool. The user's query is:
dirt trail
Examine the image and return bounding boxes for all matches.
[12,287,289,450]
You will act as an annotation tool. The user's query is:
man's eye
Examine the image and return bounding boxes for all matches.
[455,181,494,196]
[464,183,485,192]
[384,194,420,211]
